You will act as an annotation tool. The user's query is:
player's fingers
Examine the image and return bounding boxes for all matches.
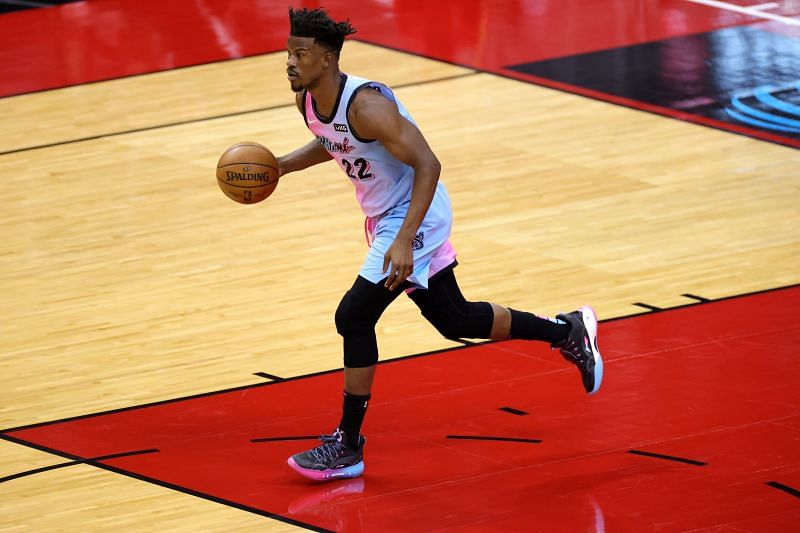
[385,269,397,289]
[390,265,409,291]
[382,254,390,275]
[403,264,413,287]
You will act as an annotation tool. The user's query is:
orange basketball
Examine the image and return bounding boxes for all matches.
[216,142,279,204]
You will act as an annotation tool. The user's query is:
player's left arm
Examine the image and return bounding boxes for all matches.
[349,90,441,291]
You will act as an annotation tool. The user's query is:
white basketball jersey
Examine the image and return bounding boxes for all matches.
[302,74,417,217]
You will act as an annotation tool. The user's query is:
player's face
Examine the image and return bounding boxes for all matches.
[286,35,330,92]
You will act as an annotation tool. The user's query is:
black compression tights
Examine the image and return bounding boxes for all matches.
[335,268,494,367]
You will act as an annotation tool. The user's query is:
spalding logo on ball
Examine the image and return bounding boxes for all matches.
[216,142,279,204]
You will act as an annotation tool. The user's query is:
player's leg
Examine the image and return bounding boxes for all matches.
[407,267,568,342]
[408,268,602,394]
[287,275,404,481]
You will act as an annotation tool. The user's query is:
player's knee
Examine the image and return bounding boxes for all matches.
[336,291,380,367]
[335,290,377,337]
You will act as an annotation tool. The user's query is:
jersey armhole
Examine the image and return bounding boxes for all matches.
[345,83,386,144]
[300,90,308,127]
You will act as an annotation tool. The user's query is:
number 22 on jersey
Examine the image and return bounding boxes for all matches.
[342,158,375,181]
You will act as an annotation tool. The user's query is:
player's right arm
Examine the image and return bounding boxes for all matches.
[275,92,333,176]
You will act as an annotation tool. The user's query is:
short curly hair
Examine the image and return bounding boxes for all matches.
[288,7,357,56]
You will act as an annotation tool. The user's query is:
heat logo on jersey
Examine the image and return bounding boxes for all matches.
[412,231,424,251]
[316,135,355,154]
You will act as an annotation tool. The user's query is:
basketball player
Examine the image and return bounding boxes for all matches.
[276,7,602,481]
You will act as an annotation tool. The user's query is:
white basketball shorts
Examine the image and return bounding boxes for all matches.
[359,182,457,289]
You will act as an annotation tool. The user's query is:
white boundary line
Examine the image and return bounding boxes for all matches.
[750,2,779,10]
[685,0,800,26]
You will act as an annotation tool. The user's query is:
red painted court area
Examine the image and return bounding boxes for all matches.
[2,1,798,149]
[1,0,794,96]
[4,287,800,532]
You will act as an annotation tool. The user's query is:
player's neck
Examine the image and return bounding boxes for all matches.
[308,70,344,118]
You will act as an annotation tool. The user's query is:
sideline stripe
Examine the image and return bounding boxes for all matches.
[750,2,779,10]
[685,0,800,27]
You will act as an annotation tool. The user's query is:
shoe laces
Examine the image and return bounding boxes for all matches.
[310,431,347,463]
[559,339,581,362]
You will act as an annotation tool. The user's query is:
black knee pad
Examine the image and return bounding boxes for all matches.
[335,277,403,368]
[335,290,378,367]
[334,283,388,337]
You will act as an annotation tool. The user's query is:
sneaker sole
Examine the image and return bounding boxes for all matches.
[287,456,364,481]
[580,305,603,395]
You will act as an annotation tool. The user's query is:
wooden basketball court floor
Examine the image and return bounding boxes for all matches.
[1,1,799,531]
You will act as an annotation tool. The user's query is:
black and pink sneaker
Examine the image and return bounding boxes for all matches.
[554,306,603,395]
[288,429,365,481]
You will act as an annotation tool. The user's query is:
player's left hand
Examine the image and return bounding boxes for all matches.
[383,237,414,291]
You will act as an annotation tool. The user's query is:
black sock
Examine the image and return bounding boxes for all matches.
[338,391,370,448]
[508,309,570,344]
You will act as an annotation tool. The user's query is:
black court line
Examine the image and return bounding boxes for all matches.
[1,342,480,434]
[498,407,529,416]
[627,449,707,466]
[4,281,800,435]
[4,32,796,529]
[446,435,542,444]
[253,372,285,381]
[3,282,799,530]
[0,103,289,156]
[0,70,479,157]
[766,481,800,500]
[633,302,663,312]
[682,293,711,303]
[7,31,795,149]
[0,434,332,532]
[251,436,319,443]
[603,282,800,323]
[0,49,288,100]
[0,448,159,483]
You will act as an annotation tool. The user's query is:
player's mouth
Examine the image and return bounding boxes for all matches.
[287,70,299,81]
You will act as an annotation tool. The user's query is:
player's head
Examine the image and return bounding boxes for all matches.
[286,7,356,92]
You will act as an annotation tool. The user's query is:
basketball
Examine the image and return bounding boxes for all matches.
[216,142,279,204]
